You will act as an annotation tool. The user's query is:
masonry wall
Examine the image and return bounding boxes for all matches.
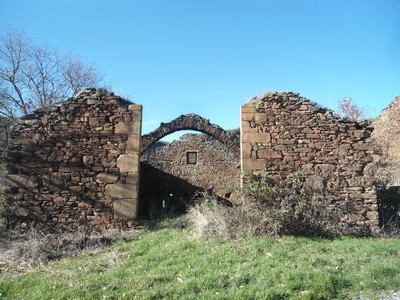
[140,133,240,215]
[241,92,380,229]
[4,88,142,232]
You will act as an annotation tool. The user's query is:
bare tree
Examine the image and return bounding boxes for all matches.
[337,97,366,122]
[0,29,30,118]
[61,53,103,97]
[0,29,104,119]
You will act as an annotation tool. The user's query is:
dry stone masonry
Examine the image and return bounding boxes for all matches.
[241,92,380,230]
[140,132,240,214]
[4,88,389,233]
[141,114,240,155]
[4,88,142,232]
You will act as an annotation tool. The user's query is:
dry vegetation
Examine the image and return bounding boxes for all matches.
[0,226,141,272]
[189,174,342,241]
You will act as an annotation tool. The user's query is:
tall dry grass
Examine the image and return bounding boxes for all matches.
[0,227,140,272]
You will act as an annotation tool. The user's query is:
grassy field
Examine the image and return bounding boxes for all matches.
[1,227,399,300]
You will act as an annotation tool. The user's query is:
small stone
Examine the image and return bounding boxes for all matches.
[95,173,119,184]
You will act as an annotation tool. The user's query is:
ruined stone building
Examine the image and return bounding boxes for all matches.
[3,89,391,232]
[140,132,240,215]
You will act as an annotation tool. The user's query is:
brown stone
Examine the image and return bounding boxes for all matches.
[95,173,119,184]
[69,186,82,193]
[6,174,38,188]
[117,154,139,172]
[242,158,265,170]
[115,121,141,135]
[242,132,271,143]
[257,150,282,159]
[126,136,141,153]
[89,117,100,127]
[16,207,29,217]
[126,174,139,184]
[113,198,137,219]
[105,183,137,199]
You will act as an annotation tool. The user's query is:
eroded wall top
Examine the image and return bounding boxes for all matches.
[5,88,142,232]
[241,92,379,229]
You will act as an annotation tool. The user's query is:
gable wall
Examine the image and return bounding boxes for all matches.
[5,88,141,232]
[241,92,379,229]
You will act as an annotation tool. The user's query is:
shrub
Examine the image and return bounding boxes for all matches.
[188,173,339,240]
[242,173,338,237]
[188,196,277,240]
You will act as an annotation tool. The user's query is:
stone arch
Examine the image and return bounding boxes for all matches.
[141,114,240,156]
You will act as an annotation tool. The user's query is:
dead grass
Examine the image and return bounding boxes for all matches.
[0,226,142,272]
[188,196,279,240]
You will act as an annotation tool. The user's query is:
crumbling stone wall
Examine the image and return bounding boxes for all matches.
[371,95,400,185]
[4,88,142,232]
[241,92,380,229]
[140,132,240,215]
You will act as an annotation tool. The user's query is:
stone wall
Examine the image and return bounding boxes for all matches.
[371,95,400,185]
[140,132,240,215]
[4,88,142,232]
[241,92,380,229]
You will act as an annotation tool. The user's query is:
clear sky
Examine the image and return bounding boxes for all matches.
[1,0,399,140]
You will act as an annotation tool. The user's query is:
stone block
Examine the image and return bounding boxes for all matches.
[115,121,141,135]
[69,186,82,193]
[126,135,141,154]
[241,105,256,113]
[241,121,254,133]
[6,174,38,188]
[82,156,94,166]
[241,142,252,159]
[255,113,268,123]
[242,132,271,143]
[89,117,100,127]
[95,173,119,184]
[241,112,255,121]
[113,198,137,219]
[117,154,139,173]
[131,110,142,121]
[366,210,379,225]
[353,143,370,150]
[257,149,282,159]
[242,158,265,171]
[128,104,142,112]
[126,174,139,184]
[105,183,137,199]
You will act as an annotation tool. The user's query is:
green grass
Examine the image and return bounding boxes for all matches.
[1,228,400,299]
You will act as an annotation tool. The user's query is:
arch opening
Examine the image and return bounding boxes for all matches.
[141,114,240,156]
[139,114,241,218]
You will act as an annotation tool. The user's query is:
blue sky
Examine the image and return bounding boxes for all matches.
[1,0,399,140]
